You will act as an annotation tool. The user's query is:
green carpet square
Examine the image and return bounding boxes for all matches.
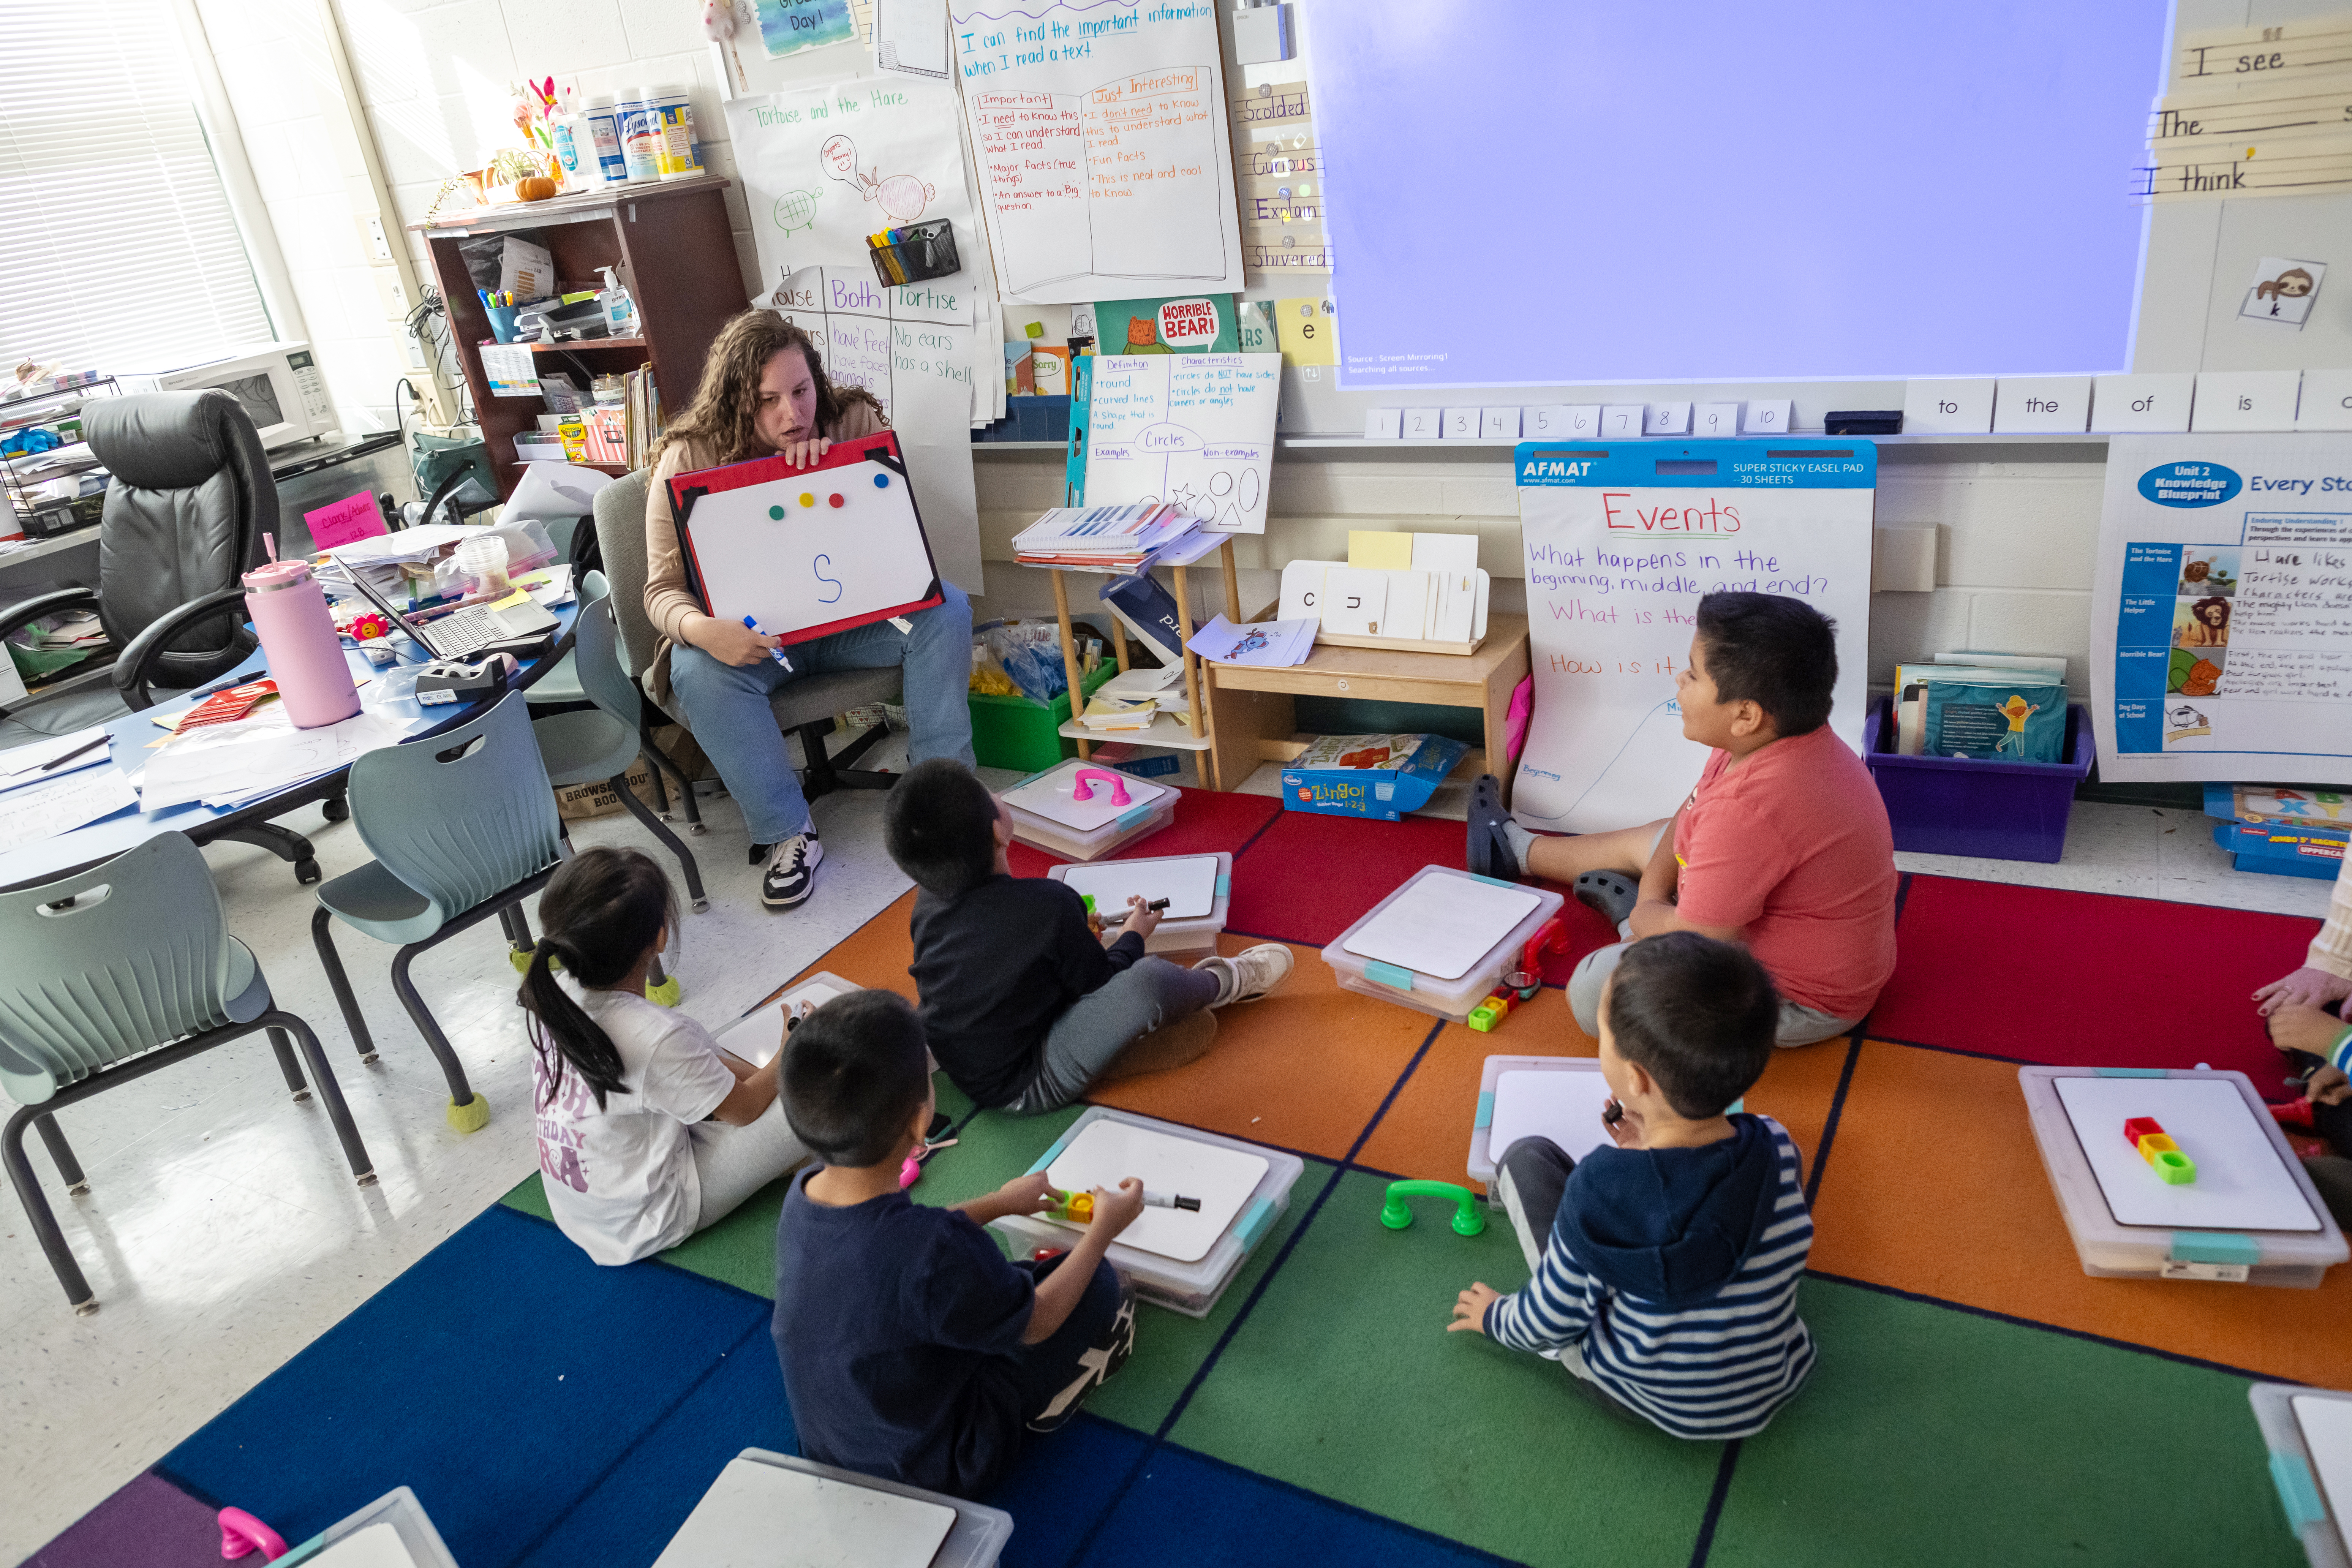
[1168,1168,1724,1566]
[1707,1279,2303,1567]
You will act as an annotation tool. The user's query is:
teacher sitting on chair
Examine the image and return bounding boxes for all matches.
[644,310,974,910]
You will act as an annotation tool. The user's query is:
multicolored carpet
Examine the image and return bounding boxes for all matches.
[34,787,2341,1567]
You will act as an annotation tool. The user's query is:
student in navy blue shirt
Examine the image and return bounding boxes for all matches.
[773,988,1143,1497]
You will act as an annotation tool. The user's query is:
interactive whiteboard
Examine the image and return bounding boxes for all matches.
[669,432,945,646]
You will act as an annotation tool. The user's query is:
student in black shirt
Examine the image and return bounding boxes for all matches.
[774,989,1140,1496]
[885,759,1293,1113]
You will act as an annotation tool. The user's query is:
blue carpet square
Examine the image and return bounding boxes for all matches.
[156,1207,769,1567]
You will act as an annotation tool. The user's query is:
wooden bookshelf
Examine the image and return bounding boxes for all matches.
[411,175,741,499]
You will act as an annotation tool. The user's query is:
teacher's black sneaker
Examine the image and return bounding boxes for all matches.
[1465,774,1521,880]
[759,830,822,909]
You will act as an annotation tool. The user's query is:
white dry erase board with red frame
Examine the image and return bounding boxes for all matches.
[666,431,945,645]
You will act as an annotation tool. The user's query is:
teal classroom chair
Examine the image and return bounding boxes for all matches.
[0,831,375,1314]
[520,568,609,712]
[310,691,565,1134]
[533,586,707,926]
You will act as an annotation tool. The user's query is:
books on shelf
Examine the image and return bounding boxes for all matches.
[1013,503,1198,567]
[1077,693,1160,731]
[1893,656,2067,762]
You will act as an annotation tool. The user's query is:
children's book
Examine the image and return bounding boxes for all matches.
[1895,662,2066,762]
[1090,294,1241,355]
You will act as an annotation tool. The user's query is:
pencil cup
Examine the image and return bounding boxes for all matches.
[486,306,522,343]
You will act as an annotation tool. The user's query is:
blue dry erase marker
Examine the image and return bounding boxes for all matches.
[743,615,792,670]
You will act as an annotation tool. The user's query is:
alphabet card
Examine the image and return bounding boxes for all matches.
[1512,439,1876,831]
[668,431,945,645]
[2240,256,2325,328]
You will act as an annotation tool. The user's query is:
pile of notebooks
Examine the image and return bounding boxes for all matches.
[1013,503,1198,569]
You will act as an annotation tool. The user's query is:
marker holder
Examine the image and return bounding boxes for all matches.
[866,220,959,287]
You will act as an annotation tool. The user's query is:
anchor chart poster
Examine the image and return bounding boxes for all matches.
[2092,435,2352,783]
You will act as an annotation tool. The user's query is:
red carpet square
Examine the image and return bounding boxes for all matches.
[1226,810,1472,947]
[1007,786,1283,878]
[1870,875,2319,1089]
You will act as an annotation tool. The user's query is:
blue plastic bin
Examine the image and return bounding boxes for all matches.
[1863,698,2094,863]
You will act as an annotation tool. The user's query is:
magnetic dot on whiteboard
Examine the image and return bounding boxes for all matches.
[767,505,784,520]
[828,493,844,507]
[798,492,814,507]
[873,473,889,488]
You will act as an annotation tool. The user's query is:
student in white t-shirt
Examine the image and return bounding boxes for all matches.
[522,846,809,1266]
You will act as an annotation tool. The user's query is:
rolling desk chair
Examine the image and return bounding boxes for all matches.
[0,390,342,883]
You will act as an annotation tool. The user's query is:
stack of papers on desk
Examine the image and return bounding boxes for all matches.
[0,725,112,788]
[138,707,423,812]
[0,767,139,854]
[1013,504,1198,568]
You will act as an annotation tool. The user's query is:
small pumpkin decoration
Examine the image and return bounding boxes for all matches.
[515,174,558,202]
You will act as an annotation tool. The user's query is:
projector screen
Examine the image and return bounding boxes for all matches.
[1312,2,2174,390]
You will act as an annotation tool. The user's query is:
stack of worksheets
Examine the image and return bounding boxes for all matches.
[1013,503,1198,569]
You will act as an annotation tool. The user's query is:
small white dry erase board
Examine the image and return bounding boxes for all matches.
[299,1524,415,1568]
[2248,1383,2352,1568]
[1047,853,1231,952]
[277,1487,455,1568]
[1465,1057,1613,1191]
[718,972,862,1069]
[992,1108,1302,1317]
[653,1450,1012,1568]
[1001,759,1170,834]
[2020,1067,2347,1287]
[1341,869,1542,981]
[1324,866,1563,1022]
[1043,1117,1269,1265]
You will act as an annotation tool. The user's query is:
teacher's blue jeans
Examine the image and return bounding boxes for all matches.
[668,582,974,845]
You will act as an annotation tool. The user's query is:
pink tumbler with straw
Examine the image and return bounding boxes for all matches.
[242,559,360,728]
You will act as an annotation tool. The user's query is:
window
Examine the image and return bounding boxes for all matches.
[0,0,274,373]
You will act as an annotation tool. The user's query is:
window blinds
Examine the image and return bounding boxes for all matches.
[0,0,274,374]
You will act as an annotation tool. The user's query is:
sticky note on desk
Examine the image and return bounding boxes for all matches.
[1347,530,1413,570]
[489,589,534,610]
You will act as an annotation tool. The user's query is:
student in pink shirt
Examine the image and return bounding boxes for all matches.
[1469,592,1897,1045]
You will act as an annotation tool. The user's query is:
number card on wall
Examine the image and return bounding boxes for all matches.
[669,432,946,644]
[1512,440,1876,832]
[2090,433,2352,782]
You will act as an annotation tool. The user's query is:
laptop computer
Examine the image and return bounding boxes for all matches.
[334,557,560,661]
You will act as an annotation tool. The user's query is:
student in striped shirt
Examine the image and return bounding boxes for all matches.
[1448,932,1816,1439]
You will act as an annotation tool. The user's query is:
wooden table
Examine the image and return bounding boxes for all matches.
[1201,613,1531,803]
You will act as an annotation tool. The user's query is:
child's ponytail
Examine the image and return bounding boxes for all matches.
[519,846,678,1111]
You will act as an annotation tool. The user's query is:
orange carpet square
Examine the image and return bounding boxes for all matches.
[1808,1039,2352,1387]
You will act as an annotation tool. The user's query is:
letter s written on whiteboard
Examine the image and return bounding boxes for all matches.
[814,554,843,604]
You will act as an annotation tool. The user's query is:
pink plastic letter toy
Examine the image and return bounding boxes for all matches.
[218,1507,288,1560]
[1069,767,1131,806]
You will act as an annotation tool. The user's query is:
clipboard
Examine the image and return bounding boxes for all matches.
[667,430,947,646]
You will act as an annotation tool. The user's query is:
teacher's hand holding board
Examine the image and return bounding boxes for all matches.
[667,430,945,651]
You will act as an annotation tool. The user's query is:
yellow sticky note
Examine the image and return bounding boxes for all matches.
[1347,530,1413,570]
[489,588,533,610]
[1276,295,1337,367]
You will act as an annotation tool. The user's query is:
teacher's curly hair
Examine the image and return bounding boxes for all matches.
[657,308,886,467]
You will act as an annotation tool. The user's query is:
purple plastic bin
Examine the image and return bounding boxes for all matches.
[1863,699,2094,863]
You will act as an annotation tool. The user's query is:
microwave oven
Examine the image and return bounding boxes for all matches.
[120,341,337,449]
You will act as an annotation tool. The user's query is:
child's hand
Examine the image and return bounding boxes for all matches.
[2268,1003,2352,1058]
[1604,1098,1645,1149]
[1114,895,1162,941]
[989,1171,1061,1222]
[1090,1177,1145,1238]
[2312,1064,2352,1106]
[1448,1283,1499,1334]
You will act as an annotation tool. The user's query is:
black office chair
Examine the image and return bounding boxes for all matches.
[0,389,340,882]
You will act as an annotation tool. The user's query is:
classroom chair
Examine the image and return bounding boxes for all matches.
[0,390,340,882]
[593,471,902,836]
[0,831,375,1315]
[309,691,565,1134]
[532,586,708,918]
[520,568,609,712]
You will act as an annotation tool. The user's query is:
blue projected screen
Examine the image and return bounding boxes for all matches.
[1314,2,2173,390]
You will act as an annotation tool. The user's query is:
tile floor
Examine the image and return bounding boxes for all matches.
[0,744,2333,1560]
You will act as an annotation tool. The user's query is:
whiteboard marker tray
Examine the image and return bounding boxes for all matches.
[1047,852,1230,953]
[652,1449,1012,1568]
[2249,1382,2352,1568]
[2020,1067,2347,1287]
[1323,866,1563,1023]
[990,1107,1302,1317]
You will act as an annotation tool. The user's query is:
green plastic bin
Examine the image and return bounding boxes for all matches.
[969,664,1119,771]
